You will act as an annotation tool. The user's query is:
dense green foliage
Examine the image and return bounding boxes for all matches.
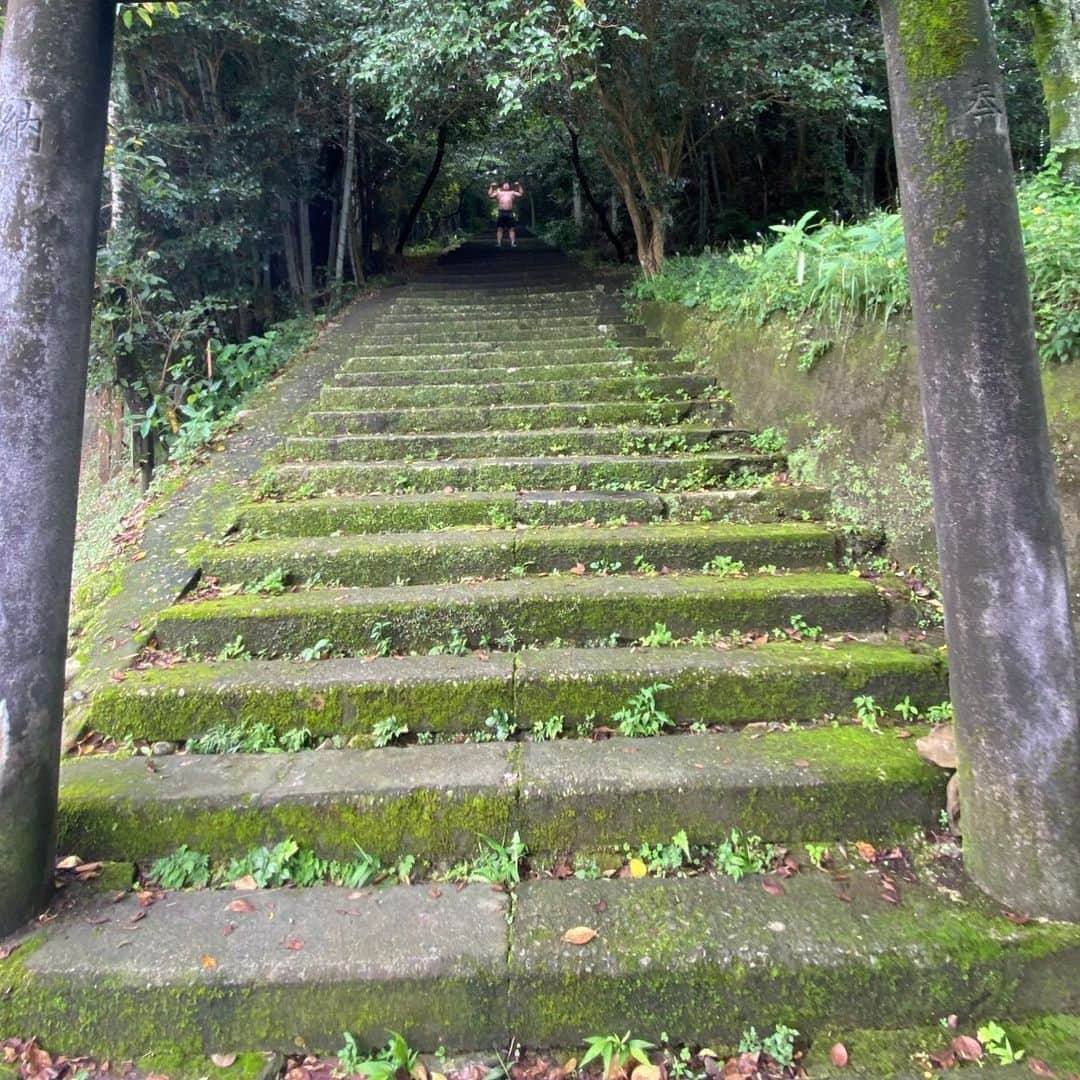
[631,157,1080,364]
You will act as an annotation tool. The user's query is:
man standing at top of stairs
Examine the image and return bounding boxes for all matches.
[488,180,525,247]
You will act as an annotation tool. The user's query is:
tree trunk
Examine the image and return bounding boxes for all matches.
[296,198,314,310]
[567,125,627,261]
[108,56,129,236]
[880,0,1079,920]
[395,122,448,255]
[572,175,583,228]
[280,196,303,303]
[1028,0,1080,179]
[335,96,356,284]
[0,0,115,936]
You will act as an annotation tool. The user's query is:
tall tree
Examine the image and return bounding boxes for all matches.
[880,0,1078,920]
[1026,0,1080,177]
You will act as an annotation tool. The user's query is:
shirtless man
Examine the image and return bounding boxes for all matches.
[488,180,524,247]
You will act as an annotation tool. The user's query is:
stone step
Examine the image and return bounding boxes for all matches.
[231,486,827,536]
[341,343,672,363]
[365,313,624,330]
[199,521,839,587]
[265,451,781,496]
[57,728,946,866]
[5,860,1074,1060]
[87,641,946,744]
[153,572,888,657]
[389,296,603,312]
[283,426,746,463]
[318,373,713,410]
[349,325,649,345]
[329,358,693,389]
[298,399,711,435]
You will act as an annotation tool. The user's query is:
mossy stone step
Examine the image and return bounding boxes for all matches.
[0,883,510,1060]
[232,487,826,538]
[342,344,673,364]
[298,399,709,435]
[508,875,1079,1047]
[284,426,744,463]
[153,572,888,657]
[86,642,945,744]
[6,874,1075,1061]
[198,522,839,588]
[367,314,619,330]
[57,728,945,865]
[319,373,711,409]
[265,452,779,497]
[350,326,644,345]
[330,358,694,388]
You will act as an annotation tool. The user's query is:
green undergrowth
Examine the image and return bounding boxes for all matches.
[631,156,1079,365]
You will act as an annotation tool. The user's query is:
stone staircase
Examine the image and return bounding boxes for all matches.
[3,239,1077,1073]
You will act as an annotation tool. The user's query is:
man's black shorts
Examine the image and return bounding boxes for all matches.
[497,211,516,229]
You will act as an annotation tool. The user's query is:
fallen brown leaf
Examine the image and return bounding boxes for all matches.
[285,938,304,950]
[1027,1059,1054,1077]
[211,1053,238,1068]
[0,943,18,960]
[761,878,785,897]
[562,926,597,946]
[829,1043,848,1068]
[222,924,236,937]
[792,759,810,769]
[56,855,82,870]
[200,954,218,969]
[232,875,259,891]
[226,898,256,914]
[630,1064,661,1080]
[952,1035,983,1063]
[854,841,877,862]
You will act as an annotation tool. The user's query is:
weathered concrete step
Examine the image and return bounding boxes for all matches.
[299,398,708,435]
[364,313,622,330]
[5,874,1074,1061]
[7,874,1074,1063]
[57,729,946,867]
[284,426,745,463]
[87,642,946,743]
[153,572,887,657]
[342,343,672,364]
[319,374,713,411]
[349,325,647,345]
[234,487,829,537]
[330,358,691,389]
[266,452,780,497]
[200,522,838,588]
[508,875,1079,1047]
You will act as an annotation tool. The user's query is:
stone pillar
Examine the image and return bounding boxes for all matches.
[879,0,1079,920]
[0,0,116,936]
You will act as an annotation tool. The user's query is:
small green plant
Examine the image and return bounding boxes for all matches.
[749,427,785,454]
[612,682,674,737]
[216,635,251,662]
[580,1033,655,1080]
[589,558,623,575]
[369,620,393,657]
[894,695,920,723]
[702,554,745,577]
[787,613,823,640]
[484,708,517,742]
[977,1022,1024,1065]
[429,628,470,656]
[804,842,830,869]
[243,568,288,595]
[446,832,526,887]
[187,720,279,755]
[532,714,565,741]
[853,694,884,734]
[633,554,657,575]
[926,700,953,723]
[577,712,597,739]
[713,828,773,881]
[371,715,408,748]
[738,1025,799,1068]
[634,829,692,876]
[149,845,211,890]
[279,726,314,753]
[639,621,675,647]
[298,638,334,661]
[757,564,779,576]
[337,1031,419,1080]
[688,720,708,734]
[574,856,602,880]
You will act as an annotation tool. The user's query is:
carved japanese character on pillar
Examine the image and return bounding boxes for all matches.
[0,98,44,156]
